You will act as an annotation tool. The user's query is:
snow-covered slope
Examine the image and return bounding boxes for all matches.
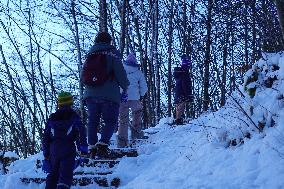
[1,52,284,189]
[115,52,284,189]
[115,117,284,189]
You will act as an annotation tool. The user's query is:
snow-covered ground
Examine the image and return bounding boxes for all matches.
[1,52,284,189]
[116,116,284,189]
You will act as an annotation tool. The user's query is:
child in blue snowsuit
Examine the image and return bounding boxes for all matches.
[42,91,88,189]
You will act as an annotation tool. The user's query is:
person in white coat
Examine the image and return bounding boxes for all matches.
[117,53,148,148]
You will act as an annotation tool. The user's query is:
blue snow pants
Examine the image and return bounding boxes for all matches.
[86,98,119,145]
[45,150,76,189]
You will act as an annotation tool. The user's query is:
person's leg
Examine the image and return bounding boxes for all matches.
[86,98,102,148]
[175,102,185,124]
[56,154,75,189]
[129,100,143,140]
[45,156,60,189]
[100,100,119,144]
[117,102,130,148]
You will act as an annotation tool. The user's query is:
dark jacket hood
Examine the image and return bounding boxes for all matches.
[87,43,122,59]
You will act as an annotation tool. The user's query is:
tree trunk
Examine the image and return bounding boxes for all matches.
[275,0,284,40]
[220,31,228,107]
[203,0,213,112]
[26,2,37,154]
[154,0,160,122]
[71,0,85,123]
[251,0,258,64]
[167,0,175,117]
[142,2,151,127]
[127,1,150,128]
[0,45,28,157]
[119,0,127,54]
[100,0,108,32]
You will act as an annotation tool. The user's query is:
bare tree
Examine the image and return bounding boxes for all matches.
[100,0,108,32]
[71,0,85,122]
[203,0,213,112]
[167,0,175,117]
[275,0,284,39]
[0,45,28,157]
[153,0,160,122]
[118,0,127,54]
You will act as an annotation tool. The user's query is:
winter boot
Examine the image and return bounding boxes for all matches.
[89,146,97,159]
[173,118,184,125]
[96,142,110,159]
[135,131,148,140]
[57,183,71,189]
[129,130,148,147]
[131,128,145,140]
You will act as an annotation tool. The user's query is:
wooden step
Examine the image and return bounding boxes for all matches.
[36,149,138,169]
[109,138,148,145]
[74,170,112,176]
[37,159,120,170]
[21,175,120,187]
[107,148,138,159]
[86,148,138,159]
[144,130,159,135]
[83,159,120,168]
[29,148,138,187]
[21,177,45,185]
[73,176,120,187]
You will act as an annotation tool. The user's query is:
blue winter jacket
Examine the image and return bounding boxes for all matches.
[42,107,88,158]
[173,65,193,104]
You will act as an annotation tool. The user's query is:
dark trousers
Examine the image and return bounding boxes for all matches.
[45,154,75,189]
[86,98,119,145]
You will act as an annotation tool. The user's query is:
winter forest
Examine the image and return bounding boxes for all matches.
[0,0,284,188]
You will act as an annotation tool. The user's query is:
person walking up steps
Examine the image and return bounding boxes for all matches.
[117,53,148,148]
[173,54,193,125]
[81,31,129,158]
[42,91,88,189]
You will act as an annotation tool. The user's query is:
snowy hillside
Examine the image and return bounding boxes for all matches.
[114,53,284,189]
[1,52,284,189]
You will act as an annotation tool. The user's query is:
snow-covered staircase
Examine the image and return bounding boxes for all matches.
[19,148,138,188]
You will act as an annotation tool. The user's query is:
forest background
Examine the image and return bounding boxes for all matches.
[0,0,283,158]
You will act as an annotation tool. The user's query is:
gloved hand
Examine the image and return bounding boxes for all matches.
[74,157,89,170]
[42,159,51,173]
[121,91,128,103]
[80,145,88,156]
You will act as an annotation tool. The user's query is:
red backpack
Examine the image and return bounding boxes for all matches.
[81,53,112,86]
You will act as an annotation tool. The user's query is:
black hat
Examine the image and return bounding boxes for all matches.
[95,32,112,44]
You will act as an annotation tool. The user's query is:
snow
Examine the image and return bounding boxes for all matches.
[1,52,284,188]
[119,107,283,189]
[4,151,19,159]
[278,56,284,79]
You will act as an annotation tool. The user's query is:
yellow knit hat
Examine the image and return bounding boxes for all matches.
[58,91,73,108]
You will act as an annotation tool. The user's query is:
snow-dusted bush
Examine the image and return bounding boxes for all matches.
[211,52,284,147]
